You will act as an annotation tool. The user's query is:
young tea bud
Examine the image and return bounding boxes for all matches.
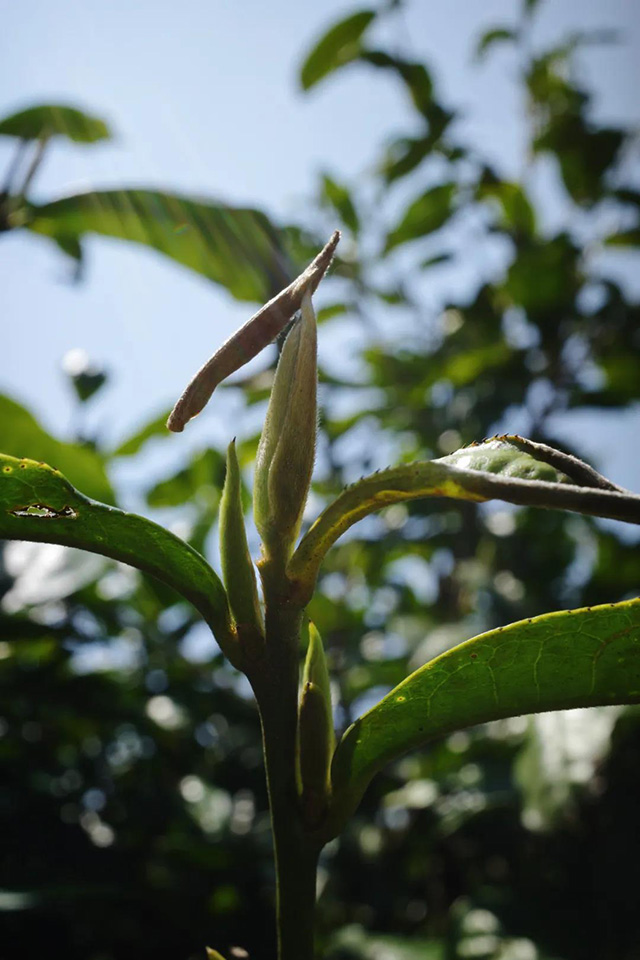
[253,290,318,561]
[219,439,264,644]
[297,622,334,825]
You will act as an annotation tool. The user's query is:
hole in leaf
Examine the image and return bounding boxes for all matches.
[10,503,78,519]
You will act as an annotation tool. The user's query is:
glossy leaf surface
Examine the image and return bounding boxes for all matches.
[0,453,236,656]
[330,600,640,826]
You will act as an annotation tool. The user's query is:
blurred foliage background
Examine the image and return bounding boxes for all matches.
[1,2,640,958]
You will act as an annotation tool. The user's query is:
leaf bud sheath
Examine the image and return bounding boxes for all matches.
[254,290,318,562]
[219,439,264,643]
[297,622,334,824]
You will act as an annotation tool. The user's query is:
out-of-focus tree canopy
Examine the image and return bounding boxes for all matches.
[1,2,639,959]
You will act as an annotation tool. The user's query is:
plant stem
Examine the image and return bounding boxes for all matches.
[250,592,320,960]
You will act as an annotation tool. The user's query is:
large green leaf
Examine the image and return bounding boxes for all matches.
[0,104,111,143]
[328,599,640,831]
[25,190,291,303]
[288,436,640,598]
[0,453,237,659]
[0,394,113,504]
[299,10,376,91]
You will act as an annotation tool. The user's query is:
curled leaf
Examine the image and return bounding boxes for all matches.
[167,231,339,432]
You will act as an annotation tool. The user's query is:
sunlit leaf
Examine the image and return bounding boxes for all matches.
[0,453,236,654]
[299,10,376,91]
[329,600,640,827]
[288,436,639,597]
[25,190,291,303]
[0,103,111,143]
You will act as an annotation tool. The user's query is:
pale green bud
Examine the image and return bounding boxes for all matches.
[253,290,317,561]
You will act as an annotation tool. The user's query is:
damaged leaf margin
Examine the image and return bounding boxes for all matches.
[0,454,239,662]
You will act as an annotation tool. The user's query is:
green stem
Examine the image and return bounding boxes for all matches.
[250,592,320,960]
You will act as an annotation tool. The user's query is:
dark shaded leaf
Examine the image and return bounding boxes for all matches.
[604,229,640,247]
[0,453,236,653]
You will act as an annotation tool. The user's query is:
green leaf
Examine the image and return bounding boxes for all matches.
[504,233,580,313]
[146,448,225,508]
[0,103,111,143]
[604,229,640,247]
[359,51,434,118]
[475,27,517,61]
[477,172,536,236]
[0,394,113,503]
[384,183,457,253]
[329,599,640,829]
[219,439,264,639]
[112,408,174,457]
[299,10,376,91]
[26,190,290,303]
[0,453,237,658]
[321,173,359,234]
[288,436,640,599]
[381,136,434,184]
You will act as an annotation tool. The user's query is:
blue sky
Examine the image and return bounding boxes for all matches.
[1,0,639,493]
